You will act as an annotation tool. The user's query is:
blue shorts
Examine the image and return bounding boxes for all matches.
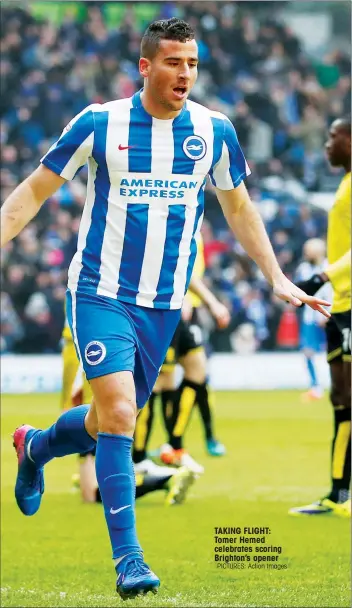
[300,322,326,352]
[66,290,181,408]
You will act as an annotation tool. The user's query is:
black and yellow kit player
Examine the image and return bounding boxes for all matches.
[291,117,351,516]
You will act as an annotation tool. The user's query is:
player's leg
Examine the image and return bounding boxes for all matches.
[164,349,225,460]
[13,291,102,516]
[300,323,322,401]
[136,468,196,505]
[13,359,97,516]
[70,372,101,502]
[188,314,225,455]
[160,346,206,473]
[13,406,97,514]
[158,341,179,439]
[170,347,206,450]
[198,385,226,455]
[61,337,81,410]
[73,365,195,507]
[133,392,157,465]
[161,320,201,454]
[75,295,173,597]
[158,368,177,438]
[329,311,351,511]
[289,314,350,516]
[76,464,196,507]
[74,451,98,503]
[12,295,144,594]
[92,299,180,596]
[329,358,351,506]
[89,371,141,548]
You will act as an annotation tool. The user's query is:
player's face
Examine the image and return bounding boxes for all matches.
[140,39,198,114]
[325,121,351,167]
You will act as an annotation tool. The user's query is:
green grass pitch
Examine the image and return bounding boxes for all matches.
[1,391,350,607]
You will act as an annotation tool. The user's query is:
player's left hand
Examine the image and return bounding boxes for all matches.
[209,301,231,329]
[273,276,331,318]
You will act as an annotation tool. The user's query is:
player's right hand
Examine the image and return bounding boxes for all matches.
[273,275,331,318]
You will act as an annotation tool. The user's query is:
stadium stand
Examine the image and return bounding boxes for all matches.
[1,1,350,354]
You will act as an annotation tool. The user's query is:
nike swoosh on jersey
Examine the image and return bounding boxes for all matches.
[118,144,135,150]
[110,504,131,515]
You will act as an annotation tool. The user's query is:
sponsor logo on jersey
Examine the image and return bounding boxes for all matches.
[116,175,203,203]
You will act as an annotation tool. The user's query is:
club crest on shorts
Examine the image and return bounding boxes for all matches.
[85,341,106,365]
[182,135,207,161]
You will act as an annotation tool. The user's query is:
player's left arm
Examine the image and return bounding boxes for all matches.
[188,274,230,328]
[215,182,330,318]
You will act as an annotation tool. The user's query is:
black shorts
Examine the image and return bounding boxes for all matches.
[162,314,203,370]
[326,311,351,363]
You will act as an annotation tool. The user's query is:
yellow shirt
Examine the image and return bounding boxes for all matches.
[327,172,351,313]
[187,235,205,308]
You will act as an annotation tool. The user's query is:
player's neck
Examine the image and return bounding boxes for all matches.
[343,160,351,173]
[140,89,183,121]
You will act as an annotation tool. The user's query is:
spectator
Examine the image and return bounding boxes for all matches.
[0,2,350,354]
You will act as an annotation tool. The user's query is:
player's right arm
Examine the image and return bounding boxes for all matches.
[1,104,96,248]
[210,116,330,318]
[1,166,66,247]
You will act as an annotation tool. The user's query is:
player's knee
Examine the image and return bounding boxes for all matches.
[84,402,98,440]
[98,399,137,436]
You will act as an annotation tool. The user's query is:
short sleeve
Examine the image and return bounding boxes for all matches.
[41,105,96,180]
[210,118,250,190]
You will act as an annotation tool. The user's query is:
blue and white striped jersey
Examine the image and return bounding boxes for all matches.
[41,90,250,309]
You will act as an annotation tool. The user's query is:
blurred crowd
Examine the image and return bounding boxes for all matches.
[1,2,350,354]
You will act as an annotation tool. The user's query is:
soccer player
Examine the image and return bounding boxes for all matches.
[295,238,329,401]
[1,18,329,598]
[289,116,351,516]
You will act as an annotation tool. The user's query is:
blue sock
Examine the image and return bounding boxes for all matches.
[306,357,318,387]
[29,405,96,468]
[95,433,142,562]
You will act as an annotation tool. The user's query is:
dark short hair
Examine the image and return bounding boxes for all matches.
[141,18,195,59]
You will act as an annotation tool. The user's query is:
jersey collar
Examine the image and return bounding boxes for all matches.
[132,89,187,125]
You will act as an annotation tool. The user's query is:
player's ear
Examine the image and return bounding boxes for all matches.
[139,57,151,78]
